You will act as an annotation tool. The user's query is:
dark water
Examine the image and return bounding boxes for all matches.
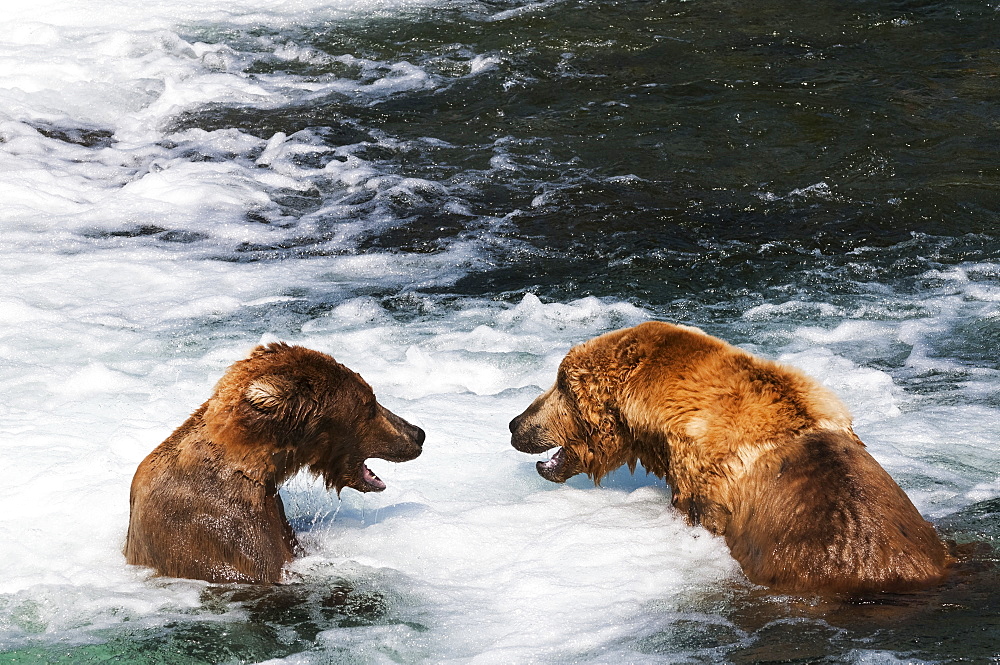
[179,0,1000,308]
[0,577,426,665]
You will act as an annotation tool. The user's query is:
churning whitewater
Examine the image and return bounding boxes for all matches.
[2,0,1000,662]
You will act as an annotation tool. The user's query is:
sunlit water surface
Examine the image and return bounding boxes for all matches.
[2,0,1000,662]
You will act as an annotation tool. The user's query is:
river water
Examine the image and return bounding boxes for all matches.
[2,0,999,662]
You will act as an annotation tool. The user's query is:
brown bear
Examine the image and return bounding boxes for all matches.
[509,321,953,595]
[124,342,424,584]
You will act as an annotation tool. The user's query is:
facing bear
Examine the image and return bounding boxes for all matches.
[509,321,952,595]
[124,343,424,584]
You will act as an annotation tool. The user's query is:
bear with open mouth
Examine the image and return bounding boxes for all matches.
[124,342,424,584]
[509,321,953,596]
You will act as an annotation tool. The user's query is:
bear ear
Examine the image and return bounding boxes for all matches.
[246,342,292,360]
[615,337,643,370]
[245,375,296,411]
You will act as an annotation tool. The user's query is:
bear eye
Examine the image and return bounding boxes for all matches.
[367,399,378,419]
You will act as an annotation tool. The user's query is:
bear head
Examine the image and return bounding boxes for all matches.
[204,342,424,493]
[509,328,643,483]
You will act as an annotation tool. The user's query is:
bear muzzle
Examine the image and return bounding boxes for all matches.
[509,412,555,455]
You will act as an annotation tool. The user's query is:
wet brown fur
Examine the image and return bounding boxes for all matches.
[124,343,424,584]
[509,321,953,595]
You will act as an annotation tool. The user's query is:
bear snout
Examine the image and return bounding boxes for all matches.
[509,415,555,455]
[508,413,524,434]
[403,422,426,454]
[377,410,424,461]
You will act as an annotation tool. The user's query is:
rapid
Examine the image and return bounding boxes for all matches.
[1,0,1000,662]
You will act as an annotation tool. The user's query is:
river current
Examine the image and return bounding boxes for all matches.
[1,0,999,662]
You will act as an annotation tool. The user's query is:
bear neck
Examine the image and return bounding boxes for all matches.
[221,443,298,492]
[195,404,300,492]
[611,398,669,480]
[632,438,671,479]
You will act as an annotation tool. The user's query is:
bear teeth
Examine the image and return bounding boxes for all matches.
[362,464,386,491]
[540,448,565,469]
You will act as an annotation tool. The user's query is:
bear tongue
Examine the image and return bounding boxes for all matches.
[362,464,387,492]
[538,447,565,471]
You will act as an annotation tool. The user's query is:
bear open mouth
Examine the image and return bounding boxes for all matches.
[360,463,386,492]
[537,447,568,482]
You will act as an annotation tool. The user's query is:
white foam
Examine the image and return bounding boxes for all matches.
[743,300,845,321]
[282,389,738,662]
[1,1,999,662]
[848,651,936,665]
[779,346,902,424]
